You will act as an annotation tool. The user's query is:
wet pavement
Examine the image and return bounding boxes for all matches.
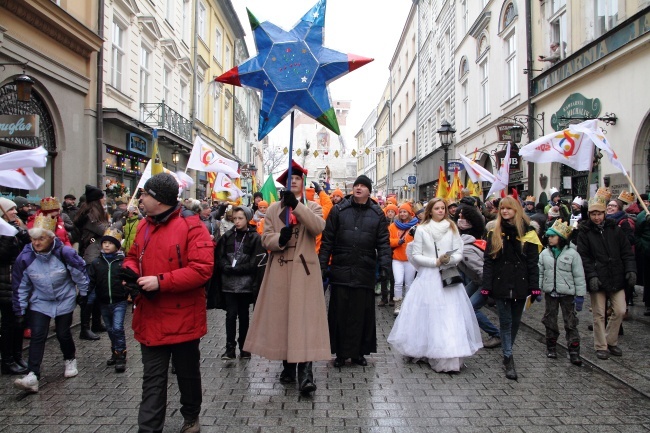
[1,289,650,432]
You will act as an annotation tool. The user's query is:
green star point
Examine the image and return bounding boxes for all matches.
[317,108,340,135]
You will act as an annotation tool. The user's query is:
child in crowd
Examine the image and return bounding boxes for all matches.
[88,228,128,372]
[538,219,586,366]
[215,206,266,360]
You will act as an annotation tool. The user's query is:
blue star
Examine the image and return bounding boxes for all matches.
[216,0,372,140]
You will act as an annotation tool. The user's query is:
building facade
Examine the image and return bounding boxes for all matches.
[0,0,102,201]
[354,108,377,193]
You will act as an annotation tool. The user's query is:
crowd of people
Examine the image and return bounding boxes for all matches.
[0,166,646,432]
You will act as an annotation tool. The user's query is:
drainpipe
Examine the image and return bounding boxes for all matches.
[525,0,535,195]
[414,0,420,201]
[191,0,199,197]
[95,0,105,188]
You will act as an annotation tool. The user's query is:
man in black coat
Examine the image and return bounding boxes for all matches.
[577,195,636,360]
[319,175,391,367]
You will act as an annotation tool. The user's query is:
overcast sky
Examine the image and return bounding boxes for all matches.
[229,0,412,148]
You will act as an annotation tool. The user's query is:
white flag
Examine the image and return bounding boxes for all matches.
[572,120,628,176]
[459,153,496,184]
[135,160,185,198]
[519,120,596,171]
[175,171,195,190]
[0,219,18,236]
[0,167,44,190]
[213,172,243,199]
[0,146,47,170]
[487,144,511,198]
[187,135,240,178]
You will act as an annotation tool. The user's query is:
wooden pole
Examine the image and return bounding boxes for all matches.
[625,173,650,215]
[285,111,295,226]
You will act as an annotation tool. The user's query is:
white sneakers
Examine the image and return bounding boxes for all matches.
[64,359,78,378]
[14,372,39,393]
[393,298,403,316]
[14,359,78,393]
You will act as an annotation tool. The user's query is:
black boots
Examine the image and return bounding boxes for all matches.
[503,356,517,380]
[221,344,236,360]
[114,350,126,373]
[297,362,316,394]
[1,360,28,375]
[79,305,100,341]
[546,338,557,359]
[107,347,117,366]
[279,361,296,383]
[569,342,582,366]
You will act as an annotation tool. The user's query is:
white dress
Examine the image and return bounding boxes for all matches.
[387,219,483,372]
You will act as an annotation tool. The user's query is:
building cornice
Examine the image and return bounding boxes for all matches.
[0,0,102,58]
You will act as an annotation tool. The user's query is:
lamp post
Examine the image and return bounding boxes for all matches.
[437,120,456,179]
[171,148,180,164]
[0,63,34,102]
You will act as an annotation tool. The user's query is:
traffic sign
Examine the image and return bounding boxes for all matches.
[407,175,416,185]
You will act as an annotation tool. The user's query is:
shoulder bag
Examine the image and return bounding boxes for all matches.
[434,240,463,287]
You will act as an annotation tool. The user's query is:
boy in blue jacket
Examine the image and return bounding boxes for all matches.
[89,228,128,372]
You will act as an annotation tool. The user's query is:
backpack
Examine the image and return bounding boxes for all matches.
[618,216,636,246]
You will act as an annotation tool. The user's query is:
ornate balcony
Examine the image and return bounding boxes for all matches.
[140,102,192,143]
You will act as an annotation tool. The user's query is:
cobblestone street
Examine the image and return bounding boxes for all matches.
[1,293,650,432]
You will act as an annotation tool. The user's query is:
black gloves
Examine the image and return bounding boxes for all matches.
[321,267,329,281]
[279,226,293,247]
[282,191,299,209]
[311,181,322,194]
[76,294,88,307]
[14,315,24,329]
[398,239,405,246]
[120,267,141,297]
[626,272,637,288]
[588,277,601,292]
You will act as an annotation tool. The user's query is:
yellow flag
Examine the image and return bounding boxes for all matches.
[447,167,464,201]
[435,166,449,199]
[466,178,477,197]
[151,129,164,175]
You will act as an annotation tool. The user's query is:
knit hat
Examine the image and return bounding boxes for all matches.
[387,196,397,205]
[258,200,269,208]
[550,191,561,202]
[234,206,253,222]
[383,204,398,216]
[331,189,344,198]
[398,203,414,217]
[100,227,123,249]
[460,196,476,207]
[0,198,17,217]
[84,184,104,203]
[143,173,179,206]
[353,175,372,191]
[64,194,76,200]
[547,207,560,218]
[13,196,30,208]
[253,192,263,200]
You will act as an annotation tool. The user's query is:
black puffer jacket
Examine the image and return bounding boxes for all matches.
[215,226,265,294]
[89,252,127,304]
[577,218,635,293]
[319,197,391,289]
[0,227,31,305]
[483,222,540,299]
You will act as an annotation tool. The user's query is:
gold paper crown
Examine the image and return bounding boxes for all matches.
[39,197,60,212]
[588,195,608,212]
[618,190,635,205]
[32,215,57,232]
[115,194,130,205]
[595,187,612,201]
[102,227,123,242]
[525,195,535,203]
[549,219,573,239]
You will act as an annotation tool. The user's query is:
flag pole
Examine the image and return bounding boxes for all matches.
[625,173,650,215]
[285,111,295,226]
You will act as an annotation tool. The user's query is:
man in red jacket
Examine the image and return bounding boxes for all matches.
[122,173,213,433]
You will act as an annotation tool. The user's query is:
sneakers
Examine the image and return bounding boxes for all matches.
[221,347,236,360]
[64,359,78,378]
[393,298,402,316]
[14,372,39,393]
[180,417,200,433]
[483,336,501,349]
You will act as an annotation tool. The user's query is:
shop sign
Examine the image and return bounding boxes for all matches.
[127,133,149,156]
[496,123,515,142]
[551,93,601,131]
[447,161,464,172]
[509,171,524,182]
[0,115,39,138]
[533,9,650,94]
[407,175,417,185]
[495,144,521,171]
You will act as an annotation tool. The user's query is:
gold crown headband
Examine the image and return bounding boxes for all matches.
[32,215,57,232]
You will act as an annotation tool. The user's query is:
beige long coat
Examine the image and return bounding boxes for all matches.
[243,200,331,362]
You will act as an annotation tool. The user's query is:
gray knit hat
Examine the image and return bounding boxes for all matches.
[143,173,179,206]
[234,206,253,222]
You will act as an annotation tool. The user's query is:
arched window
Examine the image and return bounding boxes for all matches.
[459,57,469,79]
[478,34,489,58]
[503,3,516,29]
[0,83,56,151]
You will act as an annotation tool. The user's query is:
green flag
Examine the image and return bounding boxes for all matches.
[260,174,278,203]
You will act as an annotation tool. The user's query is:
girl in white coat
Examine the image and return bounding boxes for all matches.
[388,198,482,372]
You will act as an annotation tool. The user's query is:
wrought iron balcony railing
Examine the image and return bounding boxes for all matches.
[140,101,192,142]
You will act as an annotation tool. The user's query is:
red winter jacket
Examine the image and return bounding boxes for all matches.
[123,206,214,346]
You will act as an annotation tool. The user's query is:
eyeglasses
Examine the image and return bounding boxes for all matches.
[140,191,150,197]
[606,204,618,207]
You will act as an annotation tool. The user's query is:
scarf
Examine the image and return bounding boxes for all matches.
[547,207,560,218]
[457,218,472,231]
[253,210,266,223]
[102,252,119,261]
[423,218,450,242]
[394,217,419,230]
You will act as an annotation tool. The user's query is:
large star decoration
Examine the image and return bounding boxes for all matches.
[215,0,373,140]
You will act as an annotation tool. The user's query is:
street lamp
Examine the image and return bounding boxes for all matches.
[437,120,456,178]
[171,148,180,164]
[509,124,524,144]
[0,63,34,102]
